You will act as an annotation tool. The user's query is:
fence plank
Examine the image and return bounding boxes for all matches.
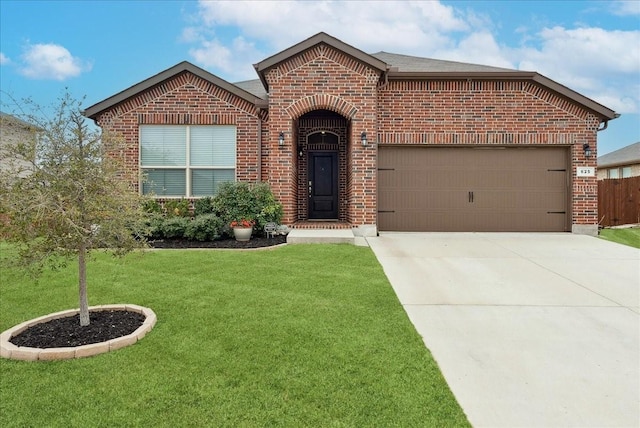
[598,176,640,226]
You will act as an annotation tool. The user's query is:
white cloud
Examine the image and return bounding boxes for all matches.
[184,0,638,114]
[433,32,514,69]
[189,36,263,80]
[0,52,10,65]
[19,43,92,80]
[188,0,469,79]
[514,26,640,113]
[611,0,640,16]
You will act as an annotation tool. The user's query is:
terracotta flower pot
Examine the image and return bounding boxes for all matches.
[233,227,252,242]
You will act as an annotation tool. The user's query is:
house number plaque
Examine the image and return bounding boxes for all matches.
[576,166,595,177]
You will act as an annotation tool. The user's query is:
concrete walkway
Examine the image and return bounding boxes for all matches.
[367,233,639,428]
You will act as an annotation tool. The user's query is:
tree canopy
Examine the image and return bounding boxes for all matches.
[0,92,148,326]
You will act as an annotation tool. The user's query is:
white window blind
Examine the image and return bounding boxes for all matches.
[140,126,186,166]
[140,125,236,197]
[190,126,236,167]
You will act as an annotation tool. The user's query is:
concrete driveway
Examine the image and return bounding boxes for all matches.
[367,233,639,428]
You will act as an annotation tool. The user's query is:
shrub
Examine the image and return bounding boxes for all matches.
[141,212,165,240]
[164,199,191,217]
[253,183,284,232]
[194,197,215,216]
[211,182,283,237]
[184,214,224,241]
[142,199,163,214]
[161,216,190,239]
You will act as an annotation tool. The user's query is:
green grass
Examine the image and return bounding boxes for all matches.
[0,244,469,427]
[599,227,640,248]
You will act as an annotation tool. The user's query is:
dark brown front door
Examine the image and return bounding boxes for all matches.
[308,151,338,219]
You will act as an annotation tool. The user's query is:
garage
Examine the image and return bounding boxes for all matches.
[378,146,570,232]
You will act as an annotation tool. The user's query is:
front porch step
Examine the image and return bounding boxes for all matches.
[286,228,355,245]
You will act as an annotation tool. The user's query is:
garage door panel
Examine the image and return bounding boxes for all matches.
[378,146,569,232]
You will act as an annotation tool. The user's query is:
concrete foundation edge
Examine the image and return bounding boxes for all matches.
[572,224,598,236]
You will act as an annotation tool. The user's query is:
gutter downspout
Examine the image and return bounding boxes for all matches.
[598,113,621,132]
[257,107,262,182]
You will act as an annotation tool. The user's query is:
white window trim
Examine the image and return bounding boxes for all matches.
[139,125,237,198]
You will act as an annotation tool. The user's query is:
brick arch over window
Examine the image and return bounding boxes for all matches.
[284,94,359,120]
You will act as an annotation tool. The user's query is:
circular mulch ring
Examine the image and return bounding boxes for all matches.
[0,305,156,361]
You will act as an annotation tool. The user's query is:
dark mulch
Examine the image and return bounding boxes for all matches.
[150,235,287,249]
[10,310,146,348]
[9,236,287,350]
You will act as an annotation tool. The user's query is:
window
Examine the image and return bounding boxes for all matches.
[608,168,619,179]
[622,167,632,178]
[140,125,236,197]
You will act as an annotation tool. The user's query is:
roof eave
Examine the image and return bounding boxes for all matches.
[387,70,618,121]
[83,61,263,119]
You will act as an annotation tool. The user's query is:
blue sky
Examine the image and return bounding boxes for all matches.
[1,0,638,155]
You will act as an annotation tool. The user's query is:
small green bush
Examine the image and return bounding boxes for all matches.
[161,216,190,239]
[212,182,283,236]
[194,197,215,216]
[164,199,191,217]
[145,212,166,240]
[184,214,224,241]
[142,199,163,214]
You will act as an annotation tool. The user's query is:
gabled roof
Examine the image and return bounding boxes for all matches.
[83,61,266,119]
[254,32,389,92]
[598,142,640,168]
[83,32,619,123]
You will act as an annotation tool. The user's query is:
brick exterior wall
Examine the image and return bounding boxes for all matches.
[93,43,603,232]
[92,71,262,194]
[263,43,379,226]
[377,79,600,228]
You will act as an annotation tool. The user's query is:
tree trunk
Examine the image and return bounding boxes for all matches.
[78,244,90,326]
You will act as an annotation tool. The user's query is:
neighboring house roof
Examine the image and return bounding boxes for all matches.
[0,111,38,129]
[598,142,640,168]
[82,32,619,123]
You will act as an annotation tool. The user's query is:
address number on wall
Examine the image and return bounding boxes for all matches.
[576,166,595,177]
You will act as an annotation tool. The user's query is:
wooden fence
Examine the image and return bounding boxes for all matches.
[598,176,640,226]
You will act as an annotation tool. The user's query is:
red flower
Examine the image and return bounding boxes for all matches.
[230,219,254,228]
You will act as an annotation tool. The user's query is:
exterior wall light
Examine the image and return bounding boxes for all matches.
[361,132,368,147]
[583,143,592,158]
[279,132,285,146]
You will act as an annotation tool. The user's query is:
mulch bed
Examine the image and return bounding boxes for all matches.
[149,235,287,249]
[7,236,287,350]
[10,311,146,348]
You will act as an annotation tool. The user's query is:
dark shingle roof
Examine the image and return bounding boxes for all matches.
[598,142,640,168]
[233,79,268,99]
[370,52,515,73]
[236,52,519,99]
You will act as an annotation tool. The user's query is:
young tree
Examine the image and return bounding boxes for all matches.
[0,92,148,326]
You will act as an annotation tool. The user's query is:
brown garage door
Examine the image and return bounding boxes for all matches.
[378,146,569,232]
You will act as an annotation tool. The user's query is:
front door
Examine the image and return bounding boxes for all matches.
[308,151,338,219]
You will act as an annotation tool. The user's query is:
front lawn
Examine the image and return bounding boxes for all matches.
[0,244,469,427]
[599,227,640,248]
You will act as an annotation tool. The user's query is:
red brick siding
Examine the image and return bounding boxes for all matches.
[94,72,262,195]
[377,79,599,226]
[264,44,380,225]
[95,49,601,230]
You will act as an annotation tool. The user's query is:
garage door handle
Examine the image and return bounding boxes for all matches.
[468,191,474,203]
